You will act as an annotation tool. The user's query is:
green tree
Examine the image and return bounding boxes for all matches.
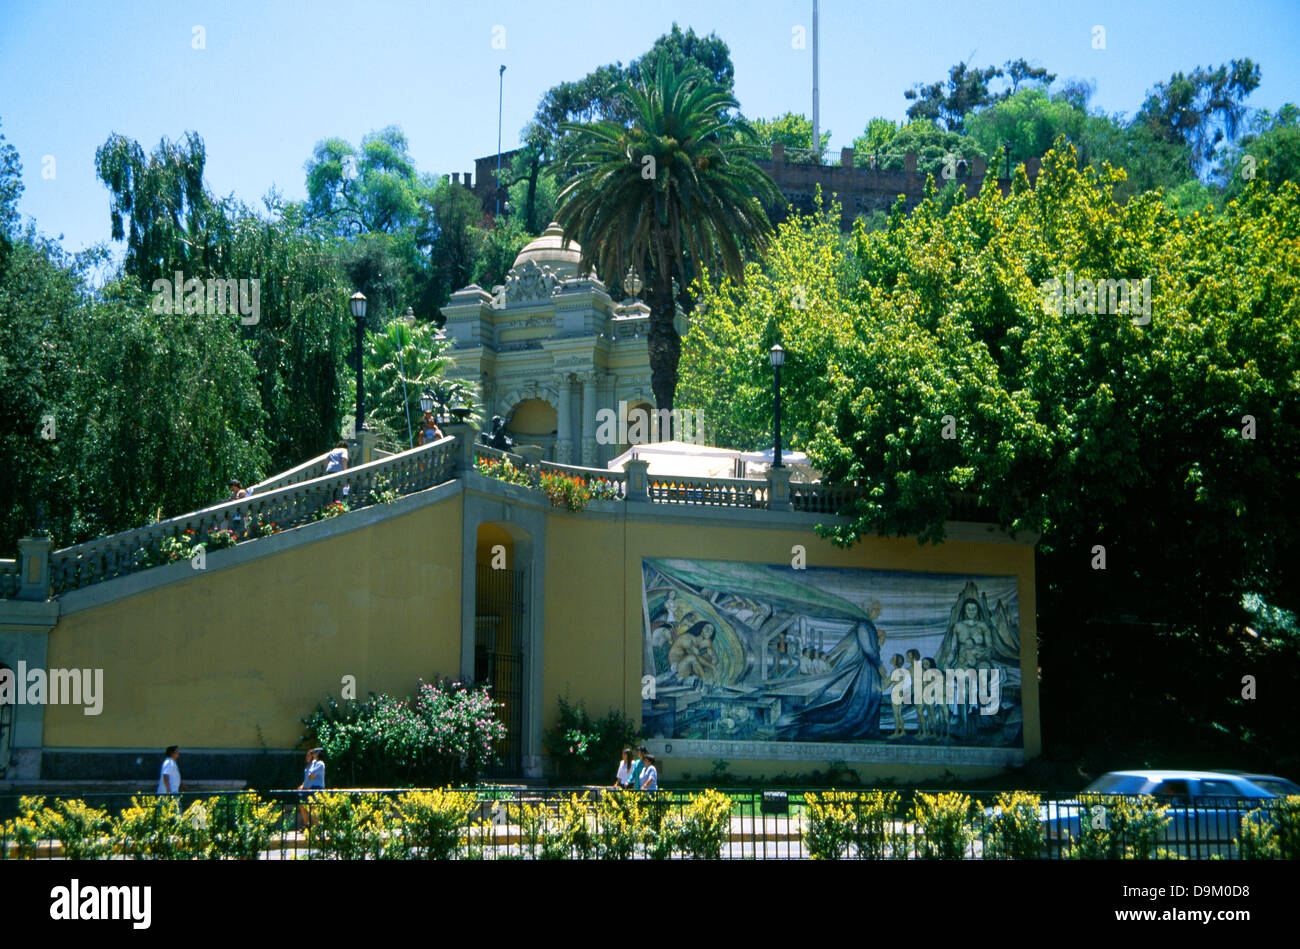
[751,112,831,162]
[345,318,450,449]
[966,88,1087,170]
[304,126,431,235]
[1135,59,1261,175]
[94,131,231,287]
[422,179,484,308]
[555,51,780,413]
[1221,104,1300,200]
[852,118,898,166]
[904,61,1006,133]
[874,119,988,181]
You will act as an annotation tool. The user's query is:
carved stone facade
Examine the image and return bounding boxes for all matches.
[440,223,687,465]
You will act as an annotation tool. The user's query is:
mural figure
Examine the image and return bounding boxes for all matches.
[640,559,1023,754]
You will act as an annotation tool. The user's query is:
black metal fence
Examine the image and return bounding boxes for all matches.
[0,788,1291,860]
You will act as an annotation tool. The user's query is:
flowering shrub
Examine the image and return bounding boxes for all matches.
[302,678,506,787]
[317,500,350,520]
[546,696,643,784]
[205,528,238,550]
[670,788,733,859]
[474,456,532,486]
[588,478,623,501]
[912,792,978,860]
[393,789,478,859]
[245,513,281,539]
[539,471,591,511]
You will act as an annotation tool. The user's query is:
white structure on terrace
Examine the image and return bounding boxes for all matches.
[439,223,689,465]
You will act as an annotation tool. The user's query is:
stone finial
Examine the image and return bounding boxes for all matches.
[841,147,854,169]
[904,151,918,175]
[771,143,786,164]
[972,156,987,179]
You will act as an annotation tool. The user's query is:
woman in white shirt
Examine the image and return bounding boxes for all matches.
[614,748,635,789]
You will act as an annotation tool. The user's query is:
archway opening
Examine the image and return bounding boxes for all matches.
[474,524,528,776]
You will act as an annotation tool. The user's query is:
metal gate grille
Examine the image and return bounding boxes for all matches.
[475,565,526,778]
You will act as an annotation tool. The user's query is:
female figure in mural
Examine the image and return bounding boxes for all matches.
[787,619,884,741]
[669,621,718,685]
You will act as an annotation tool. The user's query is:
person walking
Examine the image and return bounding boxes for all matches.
[639,752,659,791]
[325,441,349,503]
[156,745,182,795]
[614,748,635,789]
[627,745,648,791]
[296,747,325,829]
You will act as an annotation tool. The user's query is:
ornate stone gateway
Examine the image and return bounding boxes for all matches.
[441,223,690,465]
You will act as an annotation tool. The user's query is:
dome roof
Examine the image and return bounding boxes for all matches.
[511,222,584,277]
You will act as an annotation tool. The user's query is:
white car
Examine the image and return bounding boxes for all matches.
[1038,770,1277,858]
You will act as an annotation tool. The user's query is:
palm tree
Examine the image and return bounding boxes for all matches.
[555,52,781,419]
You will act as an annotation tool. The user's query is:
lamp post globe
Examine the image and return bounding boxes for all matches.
[350,292,368,435]
[419,390,434,416]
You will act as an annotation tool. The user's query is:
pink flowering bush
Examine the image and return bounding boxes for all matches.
[302,678,507,787]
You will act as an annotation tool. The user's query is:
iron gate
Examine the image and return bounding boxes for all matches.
[475,565,526,777]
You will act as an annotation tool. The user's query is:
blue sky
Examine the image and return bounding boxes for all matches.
[2,0,1298,254]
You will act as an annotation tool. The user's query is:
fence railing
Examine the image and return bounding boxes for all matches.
[47,437,459,596]
[3,788,1288,860]
[647,473,767,508]
[249,450,335,494]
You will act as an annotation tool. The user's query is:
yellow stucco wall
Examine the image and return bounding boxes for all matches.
[38,485,1037,782]
[43,497,464,749]
[541,511,1038,782]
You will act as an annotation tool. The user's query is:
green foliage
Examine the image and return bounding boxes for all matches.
[392,789,476,859]
[670,789,732,859]
[301,678,506,788]
[307,792,388,859]
[1237,796,1300,860]
[538,470,590,511]
[35,798,112,859]
[345,317,450,449]
[316,500,350,520]
[474,455,531,485]
[593,791,644,859]
[912,792,976,859]
[0,796,50,859]
[1068,794,1171,860]
[1221,104,1300,200]
[112,796,188,859]
[546,696,643,784]
[904,61,1011,133]
[555,49,780,410]
[804,791,855,859]
[985,790,1044,859]
[304,126,430,236]
[873,119,989,180]
[1135,59,1261,174]
[751,112,831,162]
[205,794,284,859]
[852,118,899,165]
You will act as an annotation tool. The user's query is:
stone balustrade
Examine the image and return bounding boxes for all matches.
[45,436,458,596]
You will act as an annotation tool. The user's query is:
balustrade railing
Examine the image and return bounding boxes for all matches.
[538,460,627,498]
[47,437,458,595]
[249,450,334,494]
[647,473,766,508]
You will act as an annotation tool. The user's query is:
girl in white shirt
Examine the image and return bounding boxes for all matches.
[614,748,635,789]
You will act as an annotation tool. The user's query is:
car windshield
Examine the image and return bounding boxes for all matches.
[1083,774,1145,794]
[1250,779,1297,796]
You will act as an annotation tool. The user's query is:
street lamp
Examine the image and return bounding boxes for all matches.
[769,344,785,469]
[350,291,367,435]
[419,390,434,416]
[623,265,643,302]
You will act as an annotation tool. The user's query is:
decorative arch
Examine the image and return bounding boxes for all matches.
[498,381,559,417]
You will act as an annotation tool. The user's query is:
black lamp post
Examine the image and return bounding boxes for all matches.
[769,344,785,468]
[350,291,367,435]
[419,390,434,416]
